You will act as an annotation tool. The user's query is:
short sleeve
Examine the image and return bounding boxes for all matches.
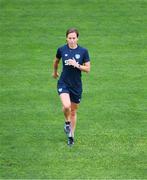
[56,48,62,59]
[83,49,90,63]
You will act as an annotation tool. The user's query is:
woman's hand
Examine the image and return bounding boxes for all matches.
[68,58,79,68]
[52,72,59,79]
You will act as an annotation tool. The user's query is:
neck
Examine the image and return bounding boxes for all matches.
[68,44,78,49]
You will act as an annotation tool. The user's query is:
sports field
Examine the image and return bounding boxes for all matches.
[0,0,147,179]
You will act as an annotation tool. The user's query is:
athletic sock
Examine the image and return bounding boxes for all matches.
[65,121,70,125]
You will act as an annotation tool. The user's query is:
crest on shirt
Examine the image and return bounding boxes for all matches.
[58,88,62,92]
[75,54,80,59]
[65,54,68,57]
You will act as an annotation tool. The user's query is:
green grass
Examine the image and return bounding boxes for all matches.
[0,0,147,178]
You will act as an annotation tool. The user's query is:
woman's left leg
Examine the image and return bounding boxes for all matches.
[70,102,79,137]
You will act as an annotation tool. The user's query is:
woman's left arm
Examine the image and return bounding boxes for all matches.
[68,59,90,73]
[78,61,90,73]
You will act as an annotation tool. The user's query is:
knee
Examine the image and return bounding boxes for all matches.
[62,104,71,112]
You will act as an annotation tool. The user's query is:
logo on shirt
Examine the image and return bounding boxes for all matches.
[65,54,68,57]
[58,88,62,92]
[64,60,70,65]
[75,54,80,59]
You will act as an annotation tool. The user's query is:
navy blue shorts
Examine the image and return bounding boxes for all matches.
[57,81,82,104]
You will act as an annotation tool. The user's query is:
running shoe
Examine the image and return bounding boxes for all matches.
[64,123,71,135]
[68,136,74,146]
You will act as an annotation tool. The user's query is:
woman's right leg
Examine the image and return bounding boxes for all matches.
[59,93,71,122]
[59,93,74,145]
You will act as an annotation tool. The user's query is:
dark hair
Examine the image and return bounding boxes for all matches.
[66,28,79,38]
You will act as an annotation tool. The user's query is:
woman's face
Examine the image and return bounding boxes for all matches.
[66,32,78,48]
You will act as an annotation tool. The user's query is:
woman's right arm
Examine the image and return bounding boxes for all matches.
[52,57,60,78]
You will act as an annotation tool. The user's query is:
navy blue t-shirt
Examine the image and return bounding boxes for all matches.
[56,44,90,89]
